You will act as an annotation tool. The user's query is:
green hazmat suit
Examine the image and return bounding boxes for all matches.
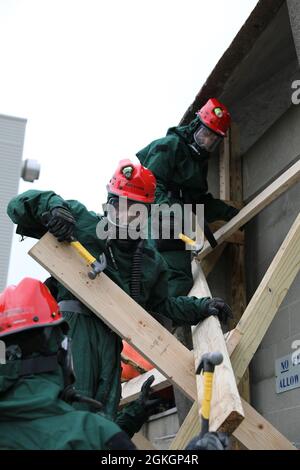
[0,332,123,450]
[7,189,210,436]
[136,116,236,296]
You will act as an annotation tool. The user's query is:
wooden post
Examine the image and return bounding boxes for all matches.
[219,131,231,200]
[229,123,250,406]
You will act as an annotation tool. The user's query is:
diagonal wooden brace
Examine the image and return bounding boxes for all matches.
[198,160,300,260]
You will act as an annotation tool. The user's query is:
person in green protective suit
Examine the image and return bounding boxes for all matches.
[136,98,239,296]
[0,277,136,450]
[0,277,228,451]
[6,159,232,438]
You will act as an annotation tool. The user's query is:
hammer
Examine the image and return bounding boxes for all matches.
[69,236,107,280]
[196,351,224,437]
[41,211,106,280]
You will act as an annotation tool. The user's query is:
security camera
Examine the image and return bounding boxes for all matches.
[21,159,40,182]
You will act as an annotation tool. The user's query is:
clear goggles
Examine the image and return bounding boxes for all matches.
[106,197,149,229]
[193,124,222,152]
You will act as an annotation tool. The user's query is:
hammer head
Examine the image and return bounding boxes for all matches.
[88,253,107,280]
[196,351,223,375]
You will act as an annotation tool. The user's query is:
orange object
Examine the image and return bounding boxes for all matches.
[121,341,154,382]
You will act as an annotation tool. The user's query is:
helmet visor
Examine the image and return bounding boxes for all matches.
[194,124,222,152]
[106,197,149,229]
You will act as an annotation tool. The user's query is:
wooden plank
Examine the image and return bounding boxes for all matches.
[132,432,157,450]
[230,212,300,384]
[219,132,231,200]
[197,160,300,260]
[229,123,250,407]
[190,267,244,433]
[192,315,244,433]
[29,233,197,401]
[170,397,296,450]
[234,400,296,450]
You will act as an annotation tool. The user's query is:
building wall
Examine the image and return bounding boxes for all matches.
[243,104,300,448]
[0,114,26,291]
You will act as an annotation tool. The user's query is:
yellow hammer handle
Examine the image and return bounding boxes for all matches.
[178,233,196,246]
[201,372,214,420]
[70,241,96,265]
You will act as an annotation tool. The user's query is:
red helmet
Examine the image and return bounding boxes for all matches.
[107,159,156,203]
[0,278,66,338]
[121,341,153,382]
[196,98,231,137]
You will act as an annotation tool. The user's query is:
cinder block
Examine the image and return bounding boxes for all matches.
[275,332,300,358]
[290,299,300,334]
[276,406,300,444]
[284,272,300,306]
[262,305,290,348]
[251,378,278,413]
[251,345,276,384]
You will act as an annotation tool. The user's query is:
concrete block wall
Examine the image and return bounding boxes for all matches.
[244,104,300,448]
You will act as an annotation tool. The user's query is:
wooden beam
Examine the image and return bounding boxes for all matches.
[230,212,300,384]
[192,315,244,433]
[197,160,300,260]
[169,396,296,450]
[190,267,244,433]
[219,132,231,200]
[228,123,250,449]
[29,233,197,401]
[234,400,296,451]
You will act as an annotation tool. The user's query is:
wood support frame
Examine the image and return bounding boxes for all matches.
[28,155,300,450]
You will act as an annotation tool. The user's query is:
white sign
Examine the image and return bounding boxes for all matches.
[275,352,300,394]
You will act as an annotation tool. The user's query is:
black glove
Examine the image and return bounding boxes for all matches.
[44,207,76,242]
[185,432,229,450]
[225,205,240,221]
[202,297,233,323]
[138,375,162,415]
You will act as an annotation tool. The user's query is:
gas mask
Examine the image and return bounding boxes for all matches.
[193,124,222,153]
[105,196,149,241]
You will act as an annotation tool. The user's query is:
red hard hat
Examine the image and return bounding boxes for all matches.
[197,98,231,137]
[0,277,66,338]
[107,159,156,204]
[121,341,154,382]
